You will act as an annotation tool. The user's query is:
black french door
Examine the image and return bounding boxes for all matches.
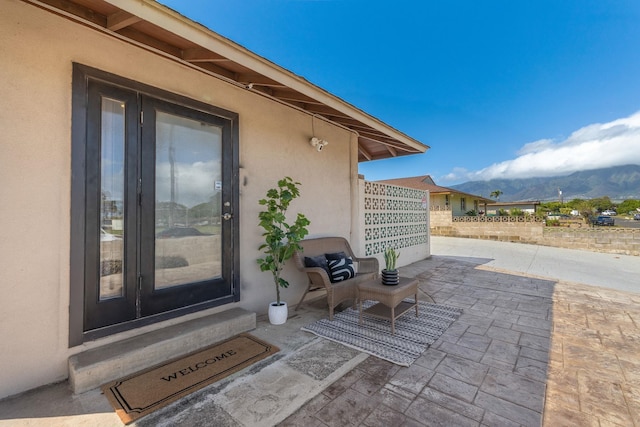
[82,78,238,333]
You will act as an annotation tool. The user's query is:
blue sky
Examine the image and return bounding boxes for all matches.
[159,0,640,185]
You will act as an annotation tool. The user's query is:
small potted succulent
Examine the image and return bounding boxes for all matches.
[381,247,400,286]
[257,177,310,324]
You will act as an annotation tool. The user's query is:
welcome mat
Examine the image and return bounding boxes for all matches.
[302,300,462,366]
[101,333,279,424]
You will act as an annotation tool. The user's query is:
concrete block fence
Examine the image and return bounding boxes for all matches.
[431,214,640,256]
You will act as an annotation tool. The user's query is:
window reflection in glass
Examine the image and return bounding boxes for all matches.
[99,98,125,300]
[155,112,222,289]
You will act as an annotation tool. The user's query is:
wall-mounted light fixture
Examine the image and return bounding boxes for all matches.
[309,115,328,152]
[310,137,328,152]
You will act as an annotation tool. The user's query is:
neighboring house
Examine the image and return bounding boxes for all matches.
[378,175,493,216]
[485,201,541,216]
[0,0,428,399]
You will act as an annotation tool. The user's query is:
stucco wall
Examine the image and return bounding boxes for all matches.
[430,194,449,210]
[0,1,357,398]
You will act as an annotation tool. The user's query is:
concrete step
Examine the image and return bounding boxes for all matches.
[68,308,256,393]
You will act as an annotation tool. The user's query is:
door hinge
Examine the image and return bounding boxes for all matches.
[140,110,144,126]
[137,178,142,205]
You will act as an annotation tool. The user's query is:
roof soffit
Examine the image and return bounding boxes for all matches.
[28,0,428,162]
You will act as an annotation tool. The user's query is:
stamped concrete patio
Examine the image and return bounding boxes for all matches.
[280,250,640,426]
[1,238,639,426]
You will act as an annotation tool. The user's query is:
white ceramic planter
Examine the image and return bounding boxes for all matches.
[268,301,288,325]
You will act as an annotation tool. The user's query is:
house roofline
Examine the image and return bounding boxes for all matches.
[31,0,428,161]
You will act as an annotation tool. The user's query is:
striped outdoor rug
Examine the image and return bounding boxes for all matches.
[302,300,462,366]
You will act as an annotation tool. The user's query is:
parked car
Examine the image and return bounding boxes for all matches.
[601,210,617,216]
[634,213,640,221]
[592,216,615,226]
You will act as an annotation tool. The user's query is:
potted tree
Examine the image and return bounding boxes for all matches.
[381,247,400,285]
[257,177,310,324]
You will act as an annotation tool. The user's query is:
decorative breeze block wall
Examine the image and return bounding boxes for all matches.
[362,181,429,258]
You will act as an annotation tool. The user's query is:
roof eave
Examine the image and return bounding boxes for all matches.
[104,0,428,157]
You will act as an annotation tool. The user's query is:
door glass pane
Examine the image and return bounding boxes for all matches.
[100,98,125,300]
[155,111,222,289]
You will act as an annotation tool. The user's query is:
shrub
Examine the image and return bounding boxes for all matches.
[156,255,189,269]
[100,260,122,276]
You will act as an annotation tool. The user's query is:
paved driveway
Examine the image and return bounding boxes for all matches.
[431,236,640,294]
[281,237,640,426]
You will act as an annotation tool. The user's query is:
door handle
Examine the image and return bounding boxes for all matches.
[222,213,233,221]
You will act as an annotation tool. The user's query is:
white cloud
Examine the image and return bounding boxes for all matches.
[440,167,471,183]
[156,160,221,207]
[516,139,553,155]
[448,111,640,182]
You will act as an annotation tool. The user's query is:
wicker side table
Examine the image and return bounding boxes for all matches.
[357,276,419,334]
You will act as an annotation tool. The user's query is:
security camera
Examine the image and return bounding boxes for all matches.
[310,137,328,152]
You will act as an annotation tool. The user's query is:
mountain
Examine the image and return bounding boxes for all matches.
[450,164,640,202]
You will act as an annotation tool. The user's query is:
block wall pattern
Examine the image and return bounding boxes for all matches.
[453,215,543,223]
[363,181,429,256]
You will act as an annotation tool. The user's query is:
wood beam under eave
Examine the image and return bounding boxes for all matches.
[107,11,141,32]
[385,145,398,157]
[358,141,373,161]
[334,121,401,143]
[35,0,107,27]
[274,96,322,106]
[336,119,394,135]
[117,27,182,58]
[332,117,371,129]
[236,73,286,88]
[360,134,420,154]
[356,128,396,143]
[247,82,287,88]
[251,85,274,96]
[195,62,237,80]
[182,47,229,63]
[269,89,324,105]
[304,105,352,120]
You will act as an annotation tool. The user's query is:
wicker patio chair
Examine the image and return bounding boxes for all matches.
[293,236,379,320]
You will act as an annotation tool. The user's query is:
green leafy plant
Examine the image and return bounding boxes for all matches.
[257,177,310,305]
[383,247,399,271]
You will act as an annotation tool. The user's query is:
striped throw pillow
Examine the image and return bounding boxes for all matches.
[327,256,355,283]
